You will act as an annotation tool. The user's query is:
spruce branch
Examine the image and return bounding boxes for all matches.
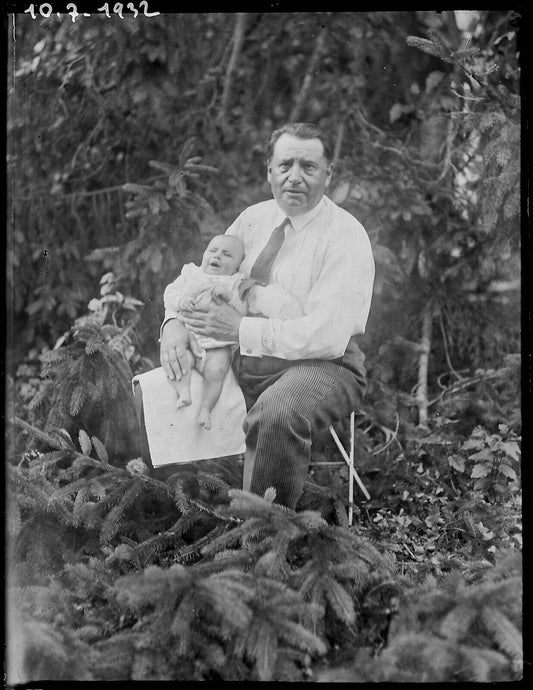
[11,416,75,451]
[100,481,146,545]
[235,576,327,680]
[131,511,212,567]
[439,604,478,642]
[323,576,356,625]
[480,606,522,663]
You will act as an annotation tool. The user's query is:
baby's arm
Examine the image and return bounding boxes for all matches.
[164,271,199,314]
[212,281,248,315]
[247,283,304,319]
[212,284,233,303]
[164,273,189,314]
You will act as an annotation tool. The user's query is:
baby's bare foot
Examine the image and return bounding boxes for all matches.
[176,394,191,409]
[197,407,212,429]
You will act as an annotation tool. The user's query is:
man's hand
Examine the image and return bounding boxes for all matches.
[160,319,201,381]
[180,301,243,341]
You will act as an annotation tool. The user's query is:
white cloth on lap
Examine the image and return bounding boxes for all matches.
[132,366,246,467]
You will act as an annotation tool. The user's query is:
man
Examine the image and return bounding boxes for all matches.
[160,122,375,509]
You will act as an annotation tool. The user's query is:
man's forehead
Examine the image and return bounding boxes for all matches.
[271,134,326,160]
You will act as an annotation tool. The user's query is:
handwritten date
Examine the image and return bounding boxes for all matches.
[24,2,160,21]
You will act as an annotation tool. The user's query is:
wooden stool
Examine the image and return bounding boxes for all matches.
[309,411,370,525]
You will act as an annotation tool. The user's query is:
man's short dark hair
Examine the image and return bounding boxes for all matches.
[266,122,333,163]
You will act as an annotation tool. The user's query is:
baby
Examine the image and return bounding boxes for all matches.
[164,234,247,429]
[164,233,305,429]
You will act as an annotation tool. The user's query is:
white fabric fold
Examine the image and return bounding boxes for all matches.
[132,367,246,467]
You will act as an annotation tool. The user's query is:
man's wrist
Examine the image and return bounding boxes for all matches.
[159,316,179,342]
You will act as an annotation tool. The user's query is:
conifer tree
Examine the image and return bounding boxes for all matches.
[27,319,139,461]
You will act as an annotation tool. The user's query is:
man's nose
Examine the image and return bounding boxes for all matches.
[288,164,302,183]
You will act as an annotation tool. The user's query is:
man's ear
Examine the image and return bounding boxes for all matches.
[325,163,333,188]
[267,165,272,183]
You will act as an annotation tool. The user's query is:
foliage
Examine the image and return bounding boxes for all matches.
[8,13,227,360]
[13,262,156,463]
[7,424,400,682]
[300,350,521,582]
[84,270,150,372]
[353,411,521,578]
[432,352,522,434]
[317,549,522,682]
[8,11,520,382]
[351,10,520,429]
[23,318,138,459]
[85,146,222,354]
[6,409,521,682]
[456,423,520,497]
[6,317,521,682]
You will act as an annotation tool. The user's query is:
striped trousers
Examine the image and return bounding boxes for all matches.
[234,335,367,509]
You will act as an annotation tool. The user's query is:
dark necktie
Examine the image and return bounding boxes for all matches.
[239,217,290,299]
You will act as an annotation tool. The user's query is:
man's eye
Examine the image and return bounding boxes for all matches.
[304,165,315,172]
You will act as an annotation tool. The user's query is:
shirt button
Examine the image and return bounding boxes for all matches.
[246,349,252,354]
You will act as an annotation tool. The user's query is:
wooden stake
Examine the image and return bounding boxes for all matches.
[328,421,371,503]
[349,411,355,525]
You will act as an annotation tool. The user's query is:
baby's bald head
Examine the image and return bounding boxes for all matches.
[201,234,245,275]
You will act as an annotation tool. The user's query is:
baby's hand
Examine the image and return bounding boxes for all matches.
[178,296,195,312]
[212,285,232,303]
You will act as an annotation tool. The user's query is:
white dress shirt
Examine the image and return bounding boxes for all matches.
[226,195,374,360]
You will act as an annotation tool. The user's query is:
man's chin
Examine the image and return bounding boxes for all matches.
[278,200,310,216]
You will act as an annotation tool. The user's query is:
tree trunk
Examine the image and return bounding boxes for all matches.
[219,13,247,121]
[332,117,346,169]
[289,27,327,122]
[416,305,433,428]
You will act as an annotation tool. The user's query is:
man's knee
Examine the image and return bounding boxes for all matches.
[243,362,363,438]
[246,384,310,436]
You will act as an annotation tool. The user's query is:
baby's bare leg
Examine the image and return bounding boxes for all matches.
[173,349,196,409]
[197,347,232,429]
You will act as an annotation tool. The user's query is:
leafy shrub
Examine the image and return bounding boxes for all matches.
[456,423,520,498]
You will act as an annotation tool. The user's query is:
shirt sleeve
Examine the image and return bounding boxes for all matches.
[240,223,374,360]
[247,284,304,319]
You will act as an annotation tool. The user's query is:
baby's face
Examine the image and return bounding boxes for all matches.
[201,236,244,275]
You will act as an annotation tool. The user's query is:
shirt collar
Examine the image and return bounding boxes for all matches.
[274,197,325,232]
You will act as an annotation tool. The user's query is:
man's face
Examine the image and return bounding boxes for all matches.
[267,133,333,216]
[201,235,244,275]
